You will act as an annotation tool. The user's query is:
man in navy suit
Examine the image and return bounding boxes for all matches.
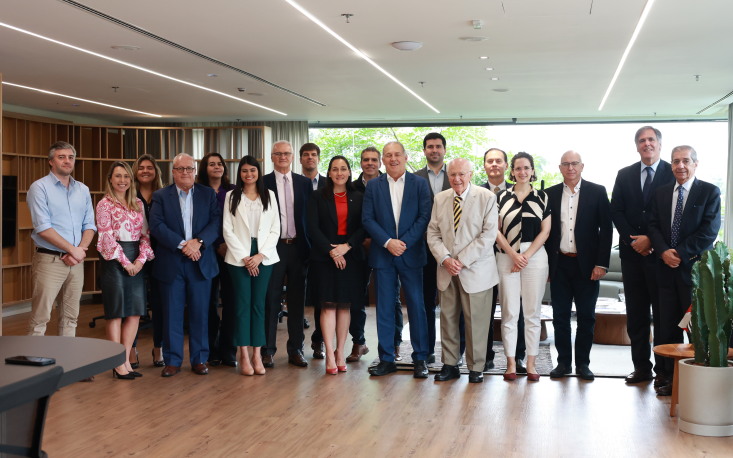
[150,153,221,377]
[362,141,432,378]
[263,140,313,368]
[545,151,613,381]
[611,126,675,387]
[649,145,720,395]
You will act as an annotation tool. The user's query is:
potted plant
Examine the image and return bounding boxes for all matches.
[678,241,733,436]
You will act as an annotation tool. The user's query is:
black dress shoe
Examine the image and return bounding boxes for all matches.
[468,371,484,383]
[413,360,429,379]
[434,364,460,381]
[656,384,672,396]
[654,374,671,389]
[288,351,308,367]
[311,341,325,359]
[208,359,222,367]
[427,353,436,364]
[550,364,571,378]
[262,354,274,368]
[221,360,238,367]
[576,365,595,381]
[369,361,397,376]
[516,360,527,374]
[483,360,495,372]
[625,370,654,384]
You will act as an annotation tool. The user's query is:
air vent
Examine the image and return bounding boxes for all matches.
[697,90,733,115]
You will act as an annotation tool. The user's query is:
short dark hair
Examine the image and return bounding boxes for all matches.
[299,142,321,157]
[634,126,662,144]
[483,147,507,164]
[423,132,446,149]
[361,146,380,157]
[509,152,537,183]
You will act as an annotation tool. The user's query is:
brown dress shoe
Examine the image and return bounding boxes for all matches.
[288,351,308,367]
[161,365,181,377]
[346,344,370,362]
[191,363,209,375]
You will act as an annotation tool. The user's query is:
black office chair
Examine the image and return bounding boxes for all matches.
[0,365,63,458]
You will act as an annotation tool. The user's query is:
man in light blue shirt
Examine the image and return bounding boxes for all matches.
[27,141,96,336]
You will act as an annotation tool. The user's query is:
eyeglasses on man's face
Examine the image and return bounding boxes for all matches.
[173,167,196,173]
[272,152,292,157]
[560,161,581,168]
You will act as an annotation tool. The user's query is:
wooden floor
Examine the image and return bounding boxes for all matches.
[3,303,733,457]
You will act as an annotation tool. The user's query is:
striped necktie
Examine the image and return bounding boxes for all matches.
[453,196,462,232]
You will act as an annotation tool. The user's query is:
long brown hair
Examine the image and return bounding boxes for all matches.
[133,154,164,191]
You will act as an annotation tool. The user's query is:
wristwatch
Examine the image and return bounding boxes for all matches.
[197,238,205,248]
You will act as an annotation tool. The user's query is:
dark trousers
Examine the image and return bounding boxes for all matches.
[374,261,428,362]
[160,259,211,367]
[145,261,164,348]
[621,254,662,374]
[423,246,439,355]
[264,242,306,356]
[207,254,237,362]
[656,262,692,377]
[550,255,599,367]
[308,260,323,346]
[487,286,526,361]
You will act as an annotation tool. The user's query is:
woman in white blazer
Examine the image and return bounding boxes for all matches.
[223,156,280,376]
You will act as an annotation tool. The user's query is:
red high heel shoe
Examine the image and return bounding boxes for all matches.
[326,367,338,375]
[337,365,347,373]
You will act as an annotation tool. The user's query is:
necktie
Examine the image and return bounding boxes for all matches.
[453,196,462,232]
[670,185,684,248]
[642,166,654,203]
[493,186,500,195]
[283,175,296,238]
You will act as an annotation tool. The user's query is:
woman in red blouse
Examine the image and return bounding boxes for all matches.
[307,156,366,374]
[96,161,155,379]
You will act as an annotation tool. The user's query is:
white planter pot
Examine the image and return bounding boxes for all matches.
[678,358,733,436]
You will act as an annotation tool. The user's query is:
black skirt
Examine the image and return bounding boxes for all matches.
[311,235,365,308]
[101,241,146,319]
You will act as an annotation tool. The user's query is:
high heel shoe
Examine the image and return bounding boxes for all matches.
[326,367,338,375]
[337,365,347,373]
[130,348,140,369]
[130,371,143,378]
[112,369,135,380]
[527,372,540,382]
[152,349,165,367]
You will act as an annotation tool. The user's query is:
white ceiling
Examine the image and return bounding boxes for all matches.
[1,0,732,125]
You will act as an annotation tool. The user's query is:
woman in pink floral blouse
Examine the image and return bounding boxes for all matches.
[96,161,154,380]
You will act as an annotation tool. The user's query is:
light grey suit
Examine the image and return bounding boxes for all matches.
[427,185,499,371]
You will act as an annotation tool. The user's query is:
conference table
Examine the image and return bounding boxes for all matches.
[0,336,125,455]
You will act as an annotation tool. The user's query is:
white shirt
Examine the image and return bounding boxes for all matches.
[560,179,581,254]
[387,172,406,237]
[274,170,294,238]
[671,177,695,226]
[488,180,506,195]
[640,158,661,190]
[243,195,263,237]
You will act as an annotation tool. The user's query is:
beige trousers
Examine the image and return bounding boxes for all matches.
[28,251,84,336]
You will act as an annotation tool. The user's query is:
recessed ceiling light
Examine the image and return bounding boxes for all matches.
[207,73,218,77]
[493,88,509,93]
[459,36,489,42]
[110,45,140,51]
[491,77,499,81]
[485,67,494,71]
[479,56,489,60]
[248,92,264,97]
[391,41,423,51]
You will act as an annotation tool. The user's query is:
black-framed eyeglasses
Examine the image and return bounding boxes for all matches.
[173,167,196,173]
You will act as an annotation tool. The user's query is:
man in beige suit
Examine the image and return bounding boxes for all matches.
[427,158,499,383]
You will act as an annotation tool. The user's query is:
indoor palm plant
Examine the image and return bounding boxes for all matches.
[679,241,733,436]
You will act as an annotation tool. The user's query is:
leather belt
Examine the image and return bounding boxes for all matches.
[36,247,65,257]
[280,238,297,245]
[560,251,578,258]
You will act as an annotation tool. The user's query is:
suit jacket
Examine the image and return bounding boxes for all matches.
[263,171,312,257]
[610,160,675,260]
[427,185,499,294]
[648,178,721,285]
[481,181,512,193]
[149,183,221,282]
[353,171,382,193]
[415,166,450,198]
[306,189,366,263]
[222,189,280,267]
[317,174,326,189]
[545,179,613,280]
[362,172,432,269]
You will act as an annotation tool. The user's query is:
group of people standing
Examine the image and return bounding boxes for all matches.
[25,125,721,393]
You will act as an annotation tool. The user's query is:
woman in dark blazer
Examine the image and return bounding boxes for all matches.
[307,156,366,375]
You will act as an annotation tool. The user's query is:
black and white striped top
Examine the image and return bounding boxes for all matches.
[496,187,550,253]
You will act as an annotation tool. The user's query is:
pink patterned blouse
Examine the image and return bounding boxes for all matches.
[96,195,154,266]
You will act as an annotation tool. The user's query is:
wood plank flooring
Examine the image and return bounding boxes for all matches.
[3,303,732,457]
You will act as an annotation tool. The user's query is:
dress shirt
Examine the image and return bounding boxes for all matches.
[274,170,295,238]
[640,158,661,190]
[177,185,194,247]
[488,180,506,195]
[559,180,581,254]
[441,184,471,264]
[308,174,322,191]
[387,172,406,233]
[670,177,695,226]
[427,165,447,196]
[27,172,96,252]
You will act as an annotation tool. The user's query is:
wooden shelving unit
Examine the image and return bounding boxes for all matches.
[1,114,271,308]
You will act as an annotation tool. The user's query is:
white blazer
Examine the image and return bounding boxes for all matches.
[223,189,280,266]
[427,185,499,294]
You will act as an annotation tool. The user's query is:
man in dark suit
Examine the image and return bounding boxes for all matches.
[149,153,221,377]
[299,142,327,359]
[263,140,313,368]
[481,147,526,372]
[414,132,451,363]
[545,151,613,381]
[362,141,432,378]
[649,145,720,395]
[611,126,675,386]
